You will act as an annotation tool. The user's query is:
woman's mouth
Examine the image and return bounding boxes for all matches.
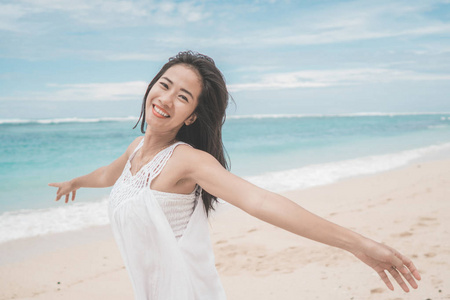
[152,105,170,118]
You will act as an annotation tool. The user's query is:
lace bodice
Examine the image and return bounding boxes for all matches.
[109,138,186,211]
[109,138,198,239]
[152,189,197,239]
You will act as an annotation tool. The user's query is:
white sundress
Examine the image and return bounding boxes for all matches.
[108,139,226,300]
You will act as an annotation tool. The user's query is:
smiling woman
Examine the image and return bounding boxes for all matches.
[49,51,421,300]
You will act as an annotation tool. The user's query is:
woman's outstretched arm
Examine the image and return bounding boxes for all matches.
[182,148,421,292]
[48,136,142,203]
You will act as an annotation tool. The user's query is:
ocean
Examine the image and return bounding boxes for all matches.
[1,112,450,244]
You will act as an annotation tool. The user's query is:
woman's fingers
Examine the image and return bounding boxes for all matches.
[49,182,76,203]
[399,266,418,290]
[49,183,61,201]
[377,260,420,292]
[392,251,420,289]
[388,266,409,292]
[397,262,419,290]
[402,256,421,281]
[378,265,418,293]
[383,247,421,291]
[56,187,62,201]
[378,270,394,291]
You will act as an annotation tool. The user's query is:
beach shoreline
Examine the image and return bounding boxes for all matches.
[1,159,449,299]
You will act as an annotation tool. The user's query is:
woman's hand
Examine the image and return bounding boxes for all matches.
[352,237,421,292]
[48,180,79,203]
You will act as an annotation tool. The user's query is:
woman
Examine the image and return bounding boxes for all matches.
[49,51,420,299]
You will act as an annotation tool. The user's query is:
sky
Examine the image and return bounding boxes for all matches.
[1,0,450,118]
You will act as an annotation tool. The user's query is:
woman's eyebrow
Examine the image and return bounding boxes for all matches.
[161,76,194,100]
[180,88,194,100]
[161,76,173,84]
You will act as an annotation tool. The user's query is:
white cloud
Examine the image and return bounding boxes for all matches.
[228,68,450,92]
[36,81,149,101]
[242,0,450,47]
[2,0,450,63]
[205,0,450,49]
[104,52,167,61]
[0,0,209,33]
[260,24,450,46]
[2,69,449,102]
[0,3,28,32]
[177,2,209,22]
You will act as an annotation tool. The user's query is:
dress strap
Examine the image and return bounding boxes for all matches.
[129,137,145,162]
[143,141,189,188]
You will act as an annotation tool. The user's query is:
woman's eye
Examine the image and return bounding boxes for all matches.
[179,95,188,102]
[160,82,168,89]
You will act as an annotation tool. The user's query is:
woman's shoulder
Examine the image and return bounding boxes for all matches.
[124,136,144,158]
[173,143,211,159]
[171,143,218,170]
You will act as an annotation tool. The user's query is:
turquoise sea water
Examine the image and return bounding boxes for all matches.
[1,113,450,243]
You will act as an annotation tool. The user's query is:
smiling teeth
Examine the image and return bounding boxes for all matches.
[154,106,169,117]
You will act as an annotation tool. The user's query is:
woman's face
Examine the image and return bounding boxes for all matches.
[145,64,202,134]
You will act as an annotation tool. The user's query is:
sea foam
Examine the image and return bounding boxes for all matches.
[0,199,110,244]
[246,142,450,192]
[0,116,138,125]
[228,112,450,120]
[2,112,449,125]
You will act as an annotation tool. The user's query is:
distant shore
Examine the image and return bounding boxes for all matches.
[1,159,449,299]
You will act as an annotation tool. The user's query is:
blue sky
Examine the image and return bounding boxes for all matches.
[1,0,450,118]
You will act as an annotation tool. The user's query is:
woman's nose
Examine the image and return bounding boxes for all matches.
[159,92,175,107]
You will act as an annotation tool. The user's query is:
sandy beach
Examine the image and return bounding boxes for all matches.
[1,159,449,300]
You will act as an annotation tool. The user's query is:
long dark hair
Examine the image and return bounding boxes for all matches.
[133,51,230,215]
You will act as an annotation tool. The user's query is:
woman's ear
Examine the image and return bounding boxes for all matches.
[184,113,197,126]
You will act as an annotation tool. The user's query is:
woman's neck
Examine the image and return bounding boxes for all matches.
[140,130,177,159]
